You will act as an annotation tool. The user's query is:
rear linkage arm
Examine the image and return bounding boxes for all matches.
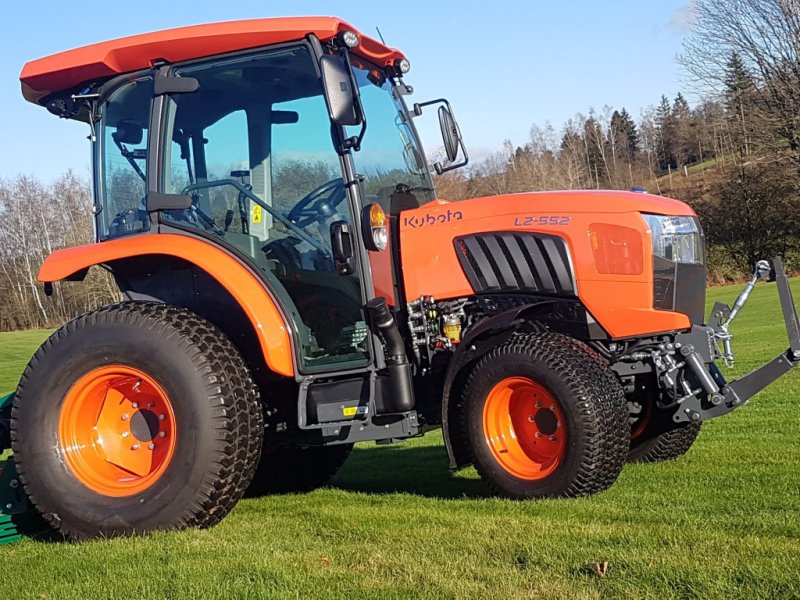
[672,257,800,424]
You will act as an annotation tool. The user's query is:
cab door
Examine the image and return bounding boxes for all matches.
[157,44,371,373]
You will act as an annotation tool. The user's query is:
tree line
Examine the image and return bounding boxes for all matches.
[0,173,119,331]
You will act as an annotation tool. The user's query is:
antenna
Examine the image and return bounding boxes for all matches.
[376,26,386,44]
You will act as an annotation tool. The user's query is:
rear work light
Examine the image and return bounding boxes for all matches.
[589,223,644,275]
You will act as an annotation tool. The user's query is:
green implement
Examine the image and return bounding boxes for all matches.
[0,392,40,545]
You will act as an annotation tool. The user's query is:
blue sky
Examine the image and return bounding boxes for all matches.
[0,1,691,181]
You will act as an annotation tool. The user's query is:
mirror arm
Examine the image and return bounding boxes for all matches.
[434,138,470,174]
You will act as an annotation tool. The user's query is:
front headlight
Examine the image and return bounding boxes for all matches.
[642,215,704,264]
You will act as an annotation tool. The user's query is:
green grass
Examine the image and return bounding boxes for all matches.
[1,282,799,599]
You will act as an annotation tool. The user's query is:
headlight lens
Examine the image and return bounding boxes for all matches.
[642,215,704,264]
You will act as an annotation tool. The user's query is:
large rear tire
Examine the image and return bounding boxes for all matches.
[460,333,629,499]
[246,443,353,496]
[11,302,262,540]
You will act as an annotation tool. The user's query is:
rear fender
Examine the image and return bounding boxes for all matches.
[441,301,557,469]
[38,234,295,377]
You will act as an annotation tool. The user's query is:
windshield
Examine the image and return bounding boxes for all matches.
[346,61,435,212]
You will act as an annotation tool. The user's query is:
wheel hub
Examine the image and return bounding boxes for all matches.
[58,365,177,497]
[483,377,568,480]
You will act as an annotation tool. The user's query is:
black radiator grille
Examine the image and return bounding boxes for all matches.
[454,232,575,295]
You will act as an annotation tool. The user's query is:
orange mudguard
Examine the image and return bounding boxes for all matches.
[39,233,295,377]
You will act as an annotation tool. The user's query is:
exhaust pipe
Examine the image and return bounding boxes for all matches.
[366,297,415,412]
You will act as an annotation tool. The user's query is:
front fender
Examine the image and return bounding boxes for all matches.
[39,234,295,377]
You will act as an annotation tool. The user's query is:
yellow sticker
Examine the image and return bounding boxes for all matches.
[342,406,357,417]
[252,205,262,224]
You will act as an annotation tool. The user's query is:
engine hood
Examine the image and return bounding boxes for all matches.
[414,190,696,223]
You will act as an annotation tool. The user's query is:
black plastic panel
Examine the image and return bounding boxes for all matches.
[652,256,707,324]
[454,232,575,295]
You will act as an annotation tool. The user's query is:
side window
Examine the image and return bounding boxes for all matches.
[99,77,153,239]
[163,110,250,233]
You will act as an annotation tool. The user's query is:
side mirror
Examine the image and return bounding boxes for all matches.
[412,98,469,174]
[438,106,461,163]
[320,55,360,126]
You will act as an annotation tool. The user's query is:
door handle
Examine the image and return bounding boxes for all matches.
[330,220,355,276]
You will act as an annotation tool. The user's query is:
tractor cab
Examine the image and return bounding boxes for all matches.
[27,20,465,375]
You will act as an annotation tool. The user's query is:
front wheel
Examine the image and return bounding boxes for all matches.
[460,333,629,499]
[12,302,262,540]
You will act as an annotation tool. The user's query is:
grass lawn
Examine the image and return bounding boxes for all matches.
[0,281,799,599]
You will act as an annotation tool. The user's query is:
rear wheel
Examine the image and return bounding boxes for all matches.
[246,443,353,496]
[461,333,629,499]
[11,302,262,540]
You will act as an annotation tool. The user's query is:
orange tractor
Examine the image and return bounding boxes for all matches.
[2,17,799,541]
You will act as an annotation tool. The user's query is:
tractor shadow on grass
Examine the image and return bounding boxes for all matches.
[331,443,489,500]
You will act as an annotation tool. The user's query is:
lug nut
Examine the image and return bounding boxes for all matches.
[132,443,140,450]
[535,401,542,408]
[159,431,166,438]
[159,414,166,421]
[121,414,129,421]
[528,415,536,422]
[549,435,557,441]
[121,431,129,438]
[148,443,155,450]
[535,432,542,439]
[132,402,139,409]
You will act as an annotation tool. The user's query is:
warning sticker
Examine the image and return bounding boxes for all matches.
[252,205,262,224]
[342,406,357,417]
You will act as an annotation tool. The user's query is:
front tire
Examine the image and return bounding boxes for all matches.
[11,302,262,540]
[461,333,629,499]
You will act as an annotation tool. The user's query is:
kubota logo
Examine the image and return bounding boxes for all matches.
[403,209,464,229]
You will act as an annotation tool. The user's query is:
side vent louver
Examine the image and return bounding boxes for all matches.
[454,232,575,295]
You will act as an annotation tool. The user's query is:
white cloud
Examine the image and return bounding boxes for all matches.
[668,3,694,33]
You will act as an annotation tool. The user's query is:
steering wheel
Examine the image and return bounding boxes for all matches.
[287,178,347,228]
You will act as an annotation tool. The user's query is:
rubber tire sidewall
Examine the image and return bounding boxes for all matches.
[13,307,250,537]
[466,349,599,498]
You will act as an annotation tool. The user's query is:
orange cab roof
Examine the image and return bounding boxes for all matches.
[21,16,405,105]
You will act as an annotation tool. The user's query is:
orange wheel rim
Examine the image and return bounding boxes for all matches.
[58,365,177,497]
[483,377,567,480]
